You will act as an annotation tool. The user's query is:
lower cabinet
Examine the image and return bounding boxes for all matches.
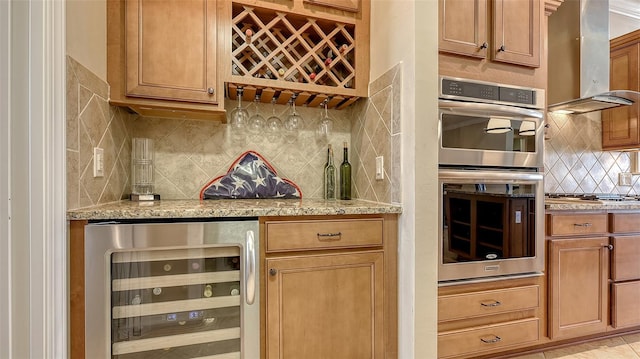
[437,276,544,359]
[265,252,384,358]
[261,215,397,359]
[610,214,640,329]
[547,236,610,339]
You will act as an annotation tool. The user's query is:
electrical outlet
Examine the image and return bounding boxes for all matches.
[619,172,633,186]
[375,156,384,180]
[93,147,104,178]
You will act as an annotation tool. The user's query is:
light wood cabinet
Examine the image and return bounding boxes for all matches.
[602,30,640,150]
[220,0,370,109]
[546,212,610,339]
[437,276,544,359]
[261,215,397,359]
[439,0,540,67]
[107,0,225,121]
[439,0,546,89]
[609,212,640,329]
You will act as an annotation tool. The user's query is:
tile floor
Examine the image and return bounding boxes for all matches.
[510,333,640,358]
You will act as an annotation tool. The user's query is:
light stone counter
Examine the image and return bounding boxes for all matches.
[67,198,402,221]
[545,198,640,211]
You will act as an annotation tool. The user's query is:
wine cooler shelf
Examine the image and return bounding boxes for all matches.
[228,1,367,109]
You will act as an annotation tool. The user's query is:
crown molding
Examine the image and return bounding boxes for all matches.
[610,0,640,20]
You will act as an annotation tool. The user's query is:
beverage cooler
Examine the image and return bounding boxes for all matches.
[84,219,259,359]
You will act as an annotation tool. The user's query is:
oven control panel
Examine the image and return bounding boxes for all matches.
[441,78,538,107]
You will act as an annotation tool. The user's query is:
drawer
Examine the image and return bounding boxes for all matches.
[438,285,539,322]
[438,318,539,358]
[265,218,383,252]
[546,213,607,236]
[612,281,640,329]
[611,236,640,281]
[610,213,640,233]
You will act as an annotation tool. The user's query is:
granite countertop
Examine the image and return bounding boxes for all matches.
[67,198,403,220]
[545,198,640,211]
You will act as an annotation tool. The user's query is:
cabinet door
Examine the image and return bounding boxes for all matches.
[492,0,540,67]
[438,0,488,59]
[125,0,218,104]
[612,281,640,329]
[265,251,384,359]
[548,237,609,339]
[602,44,640,150]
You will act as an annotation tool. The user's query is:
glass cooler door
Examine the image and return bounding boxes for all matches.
[110,246,242,359]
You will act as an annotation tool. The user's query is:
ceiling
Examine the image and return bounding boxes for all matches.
[610,0,640,20]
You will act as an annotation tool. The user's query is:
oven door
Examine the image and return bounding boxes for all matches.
[438,168,544,282]
[439,100,544,169]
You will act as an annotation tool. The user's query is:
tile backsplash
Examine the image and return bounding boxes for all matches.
[66,56,133,210]
[66,56,401,205]
[544,112,640,195]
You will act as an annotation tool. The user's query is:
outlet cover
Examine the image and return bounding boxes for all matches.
[93,147,104,178]
[619,172,633,186]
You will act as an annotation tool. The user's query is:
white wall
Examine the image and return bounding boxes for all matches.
[370,0,439,357]
[610,12,640,38]
[0,1,11,357]
[66,0,107,80]
[4,1,67,358]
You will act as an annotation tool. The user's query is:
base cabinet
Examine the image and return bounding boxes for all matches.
[265,252,384,358]
[437,276,544,359]
[547,236,609,339]
[261,215,397,359]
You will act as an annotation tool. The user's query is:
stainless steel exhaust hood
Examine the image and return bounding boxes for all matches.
[547,0,640,114]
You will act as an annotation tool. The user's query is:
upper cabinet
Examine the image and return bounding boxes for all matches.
[438,0,545,89]
[439,0,540,68]
[492,0,540,67]
[602,30,640,150]
[220,0,370,109]
[108,0,225,121]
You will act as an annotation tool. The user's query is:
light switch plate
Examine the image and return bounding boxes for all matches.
[93,147,104,178]
[375,156,384,180]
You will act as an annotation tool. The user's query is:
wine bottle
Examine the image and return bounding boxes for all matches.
[340,142,352,200]
[324,145,336,200]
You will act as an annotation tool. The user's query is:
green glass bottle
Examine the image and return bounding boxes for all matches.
[340,142,352,200]
[323,145,336,200]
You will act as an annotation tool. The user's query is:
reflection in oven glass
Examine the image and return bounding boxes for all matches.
[443,183,536,263]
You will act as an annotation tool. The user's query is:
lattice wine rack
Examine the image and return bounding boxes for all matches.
[227,2,363,109]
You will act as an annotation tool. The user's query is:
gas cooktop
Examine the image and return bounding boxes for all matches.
[546,193,640,202]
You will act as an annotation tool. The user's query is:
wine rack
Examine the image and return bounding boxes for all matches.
[227,1,368,109]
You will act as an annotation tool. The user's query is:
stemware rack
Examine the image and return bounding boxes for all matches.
[226,1,368,110]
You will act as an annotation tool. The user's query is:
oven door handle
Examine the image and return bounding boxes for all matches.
[439,169,543,183]
[245,230,256,305]
[438,99,544,118]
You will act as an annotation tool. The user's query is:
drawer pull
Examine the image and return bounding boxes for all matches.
[573,222,592,227]
[480,300,502,307]
[317,232,342,240]
[480,335,502,344]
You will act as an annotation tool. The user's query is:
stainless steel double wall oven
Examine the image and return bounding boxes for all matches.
[438,77,545,282]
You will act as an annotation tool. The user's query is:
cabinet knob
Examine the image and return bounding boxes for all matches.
[269,268,277,276]
[207,87,215,95]
[604,244,614,250]
[479,42,488,50]
[498,45,506,52]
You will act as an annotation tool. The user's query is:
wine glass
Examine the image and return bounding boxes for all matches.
[229,88,249,131]
[284,95,303,143]
[248,95,266,135]
[316,100,334,139]
[265,98,282,142]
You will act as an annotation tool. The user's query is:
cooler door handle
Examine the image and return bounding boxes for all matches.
[245,230,256,305]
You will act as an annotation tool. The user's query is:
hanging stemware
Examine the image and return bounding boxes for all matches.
[248,95,266,135]
[284,94,303,143]
[316,99,334,139]
[265,98,282,142]
[229,87,249,130]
